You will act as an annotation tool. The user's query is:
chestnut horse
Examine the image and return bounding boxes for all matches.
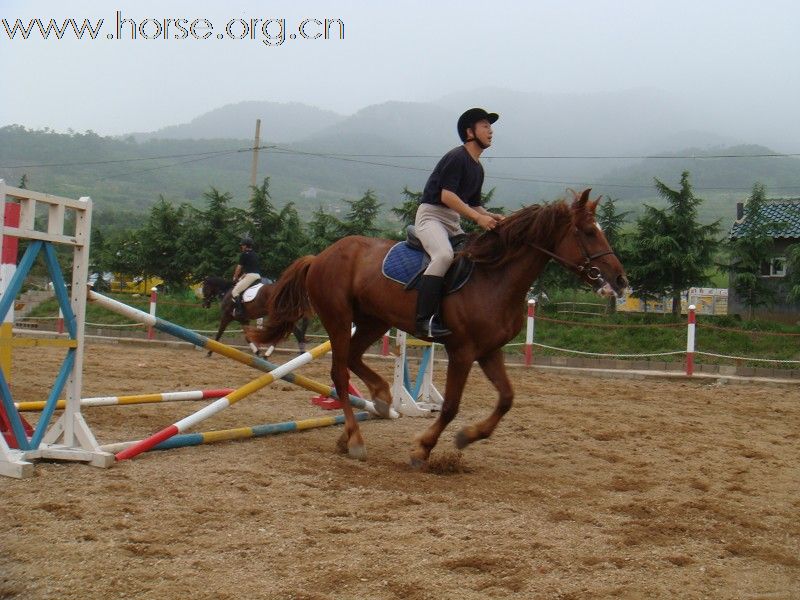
[253,189,627,467]
[200,277,308,357]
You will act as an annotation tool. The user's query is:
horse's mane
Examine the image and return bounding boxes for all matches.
[462,200,573,266]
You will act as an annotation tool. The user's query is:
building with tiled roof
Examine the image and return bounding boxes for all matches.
[728,198,800,321]
[729,199,800,239]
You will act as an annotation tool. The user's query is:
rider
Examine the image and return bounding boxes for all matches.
[231,237,262,318]
[413,107,504,338]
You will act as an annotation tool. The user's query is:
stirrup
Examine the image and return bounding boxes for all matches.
[417,315,451,339]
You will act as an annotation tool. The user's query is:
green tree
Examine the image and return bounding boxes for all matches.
[190,187,242,280]
[305,206,342,254]
[391,187,422,230]
[105,230,144,284]
[786,244,800,303]
[246,178,280,274]
[138,196,194,291]
[725,183,779,318]
[270,203,308,277]
[596,196,630,313]
[338,189,382,238]
[626,172,720,315]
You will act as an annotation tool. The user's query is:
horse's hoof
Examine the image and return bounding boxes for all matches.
[372,399,392,419]
[409,456,428,470]
[348,445,367,462]
[454,430,471,450]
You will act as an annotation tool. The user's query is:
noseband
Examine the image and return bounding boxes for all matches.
[529,227,616,285]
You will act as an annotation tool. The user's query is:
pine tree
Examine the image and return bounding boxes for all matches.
[305,206,342,254]
[246,178,280,274]
[391,187,422,230]
[627,172,720,315]
[596,197,630,313]
[191,187,242,279]
[138,196,194,291]
[269,203,308,277]
[726,183,778,318]
[338,190,382,238]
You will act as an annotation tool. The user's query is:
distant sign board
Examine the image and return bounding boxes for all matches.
[617,288,728,315]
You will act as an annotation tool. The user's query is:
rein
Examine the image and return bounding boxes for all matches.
[528,227,616,284]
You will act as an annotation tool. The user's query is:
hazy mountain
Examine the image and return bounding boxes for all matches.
[130,101,345,143]
[4,88,799,231]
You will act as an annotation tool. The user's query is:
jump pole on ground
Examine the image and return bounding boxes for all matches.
[114,339,337,460]
[88,290,397,419]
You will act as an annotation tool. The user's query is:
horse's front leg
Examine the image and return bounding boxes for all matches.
[208,315,233,357]
[454,348,513,450]
[410,356,472,469]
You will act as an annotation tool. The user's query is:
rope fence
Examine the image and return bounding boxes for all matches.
[15,291,800,380]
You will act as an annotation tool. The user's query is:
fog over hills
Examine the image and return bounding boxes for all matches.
[3,87,798,231]
[131,101,345,143]
[128,87,746,159]
[122,86,763,199]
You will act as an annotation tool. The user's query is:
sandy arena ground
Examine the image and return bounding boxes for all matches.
[1,342,798,600]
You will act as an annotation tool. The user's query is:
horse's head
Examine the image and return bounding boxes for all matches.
[552,189,628,298]
[200,278,215,308]
[201,276,231,308]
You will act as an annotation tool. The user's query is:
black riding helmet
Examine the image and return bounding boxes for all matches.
[240,237,254,248]
[457,107,499,144]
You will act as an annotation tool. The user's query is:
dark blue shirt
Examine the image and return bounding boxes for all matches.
[238,249,261,275]
[421,146,485,207]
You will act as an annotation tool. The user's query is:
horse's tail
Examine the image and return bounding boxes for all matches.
[255,255,315,345]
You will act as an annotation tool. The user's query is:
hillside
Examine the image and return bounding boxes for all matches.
[2,89,799,231]
[596,144,800,226]
[130,101,345,143]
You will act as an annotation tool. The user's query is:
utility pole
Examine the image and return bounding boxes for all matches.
[250,118,261,189]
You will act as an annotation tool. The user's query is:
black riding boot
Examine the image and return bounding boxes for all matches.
[232,295,245,319]
[415,275,451,339]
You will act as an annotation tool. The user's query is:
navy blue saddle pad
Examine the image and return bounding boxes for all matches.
[381,243,473,294]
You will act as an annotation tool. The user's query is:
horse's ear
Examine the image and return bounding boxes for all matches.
[588,193,601,214]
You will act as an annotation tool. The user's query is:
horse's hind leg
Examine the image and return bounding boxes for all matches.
[315,310,366,460]
[454,348,514,450]
[347,318,393,418]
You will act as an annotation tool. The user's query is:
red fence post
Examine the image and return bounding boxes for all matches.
[525,299,536,366]
[381,329,391,356]
[147,287,157,340]
[685,304,696,376]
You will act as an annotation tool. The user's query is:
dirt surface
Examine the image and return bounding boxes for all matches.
[1,342,799,600]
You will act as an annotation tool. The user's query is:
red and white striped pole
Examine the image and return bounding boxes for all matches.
[524,299,536,366]
[56,307,64,334]
[685,304,696,376]
[147,287,157,340]
[381,329,391,356]
[1,202,20,381]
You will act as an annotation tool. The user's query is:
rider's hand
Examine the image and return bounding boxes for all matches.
[477,214,497,231]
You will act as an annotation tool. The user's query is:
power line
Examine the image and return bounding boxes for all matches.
[0,148,245,169]
[3,141,800,193]
[94,153,237,182]
[268,146,800,193]
[2,143,797,170]
[270,147,800,160]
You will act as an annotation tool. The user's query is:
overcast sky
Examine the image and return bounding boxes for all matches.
[2,0,798,149]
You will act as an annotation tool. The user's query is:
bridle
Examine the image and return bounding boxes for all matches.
[528,226,616,286]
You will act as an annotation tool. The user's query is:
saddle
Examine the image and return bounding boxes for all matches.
[241,277,273,303]
[381,226,474,294]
